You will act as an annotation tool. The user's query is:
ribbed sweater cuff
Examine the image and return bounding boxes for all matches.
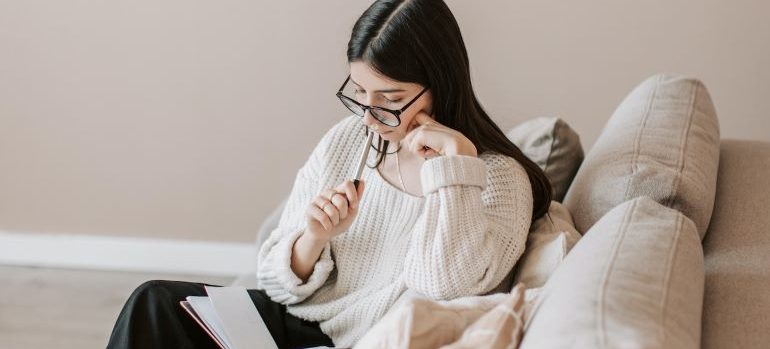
[273,229,335,299]
[420,155,487,195]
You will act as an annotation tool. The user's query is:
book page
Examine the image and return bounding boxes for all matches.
[180,300,228,349]
[186,296,234,349]
[205,285,278,349]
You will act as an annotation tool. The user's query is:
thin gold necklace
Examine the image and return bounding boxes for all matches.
[395,146,407,193]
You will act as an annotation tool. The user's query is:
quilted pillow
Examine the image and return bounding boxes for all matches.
[562,74,720,238]
[520,197,705,349]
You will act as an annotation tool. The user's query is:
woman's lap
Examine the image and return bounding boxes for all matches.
[106,279,333,349]
[246,288,335,348]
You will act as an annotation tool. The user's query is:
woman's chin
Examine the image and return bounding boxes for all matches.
[375,130,396,139]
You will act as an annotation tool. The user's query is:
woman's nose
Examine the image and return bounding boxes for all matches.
[361,110,379,128]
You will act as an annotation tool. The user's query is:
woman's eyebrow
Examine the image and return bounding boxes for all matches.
[350,78,406,93]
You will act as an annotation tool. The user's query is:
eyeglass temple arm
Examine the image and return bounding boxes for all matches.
[337,75,351,92]
[397,86,430,114]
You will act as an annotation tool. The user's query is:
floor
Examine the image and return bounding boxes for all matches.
[0,265,235,349]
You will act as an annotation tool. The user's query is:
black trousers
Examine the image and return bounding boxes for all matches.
[106,280,335,349]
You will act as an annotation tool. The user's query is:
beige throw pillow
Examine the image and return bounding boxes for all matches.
[513,201,581,289]
[563,74,720,238]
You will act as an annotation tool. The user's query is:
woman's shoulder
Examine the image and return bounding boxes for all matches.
[477,151,534,208]
[478,151,527,176]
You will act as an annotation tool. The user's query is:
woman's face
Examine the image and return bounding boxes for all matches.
[349,61,433,143]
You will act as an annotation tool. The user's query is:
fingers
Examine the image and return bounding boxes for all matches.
[418,147,439,158]
[413,111,434,126]
[338,180,359,210]
[407,111,433,133]
[404,113,434,145]
[307,204,333,231]
[356,180,365,199]
[404,131,435,157]
[404,113,462,159]
[330,193,348,220]
[313,196,342,225]
[308,181,365,233]
[403,125,420,146]
[322,188,349,221]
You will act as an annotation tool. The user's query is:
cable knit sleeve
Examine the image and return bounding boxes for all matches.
[255,124,340,305]
[403,153,533,300]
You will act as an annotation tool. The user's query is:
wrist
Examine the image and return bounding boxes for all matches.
[302,229,330,246]
[292,230,327,283]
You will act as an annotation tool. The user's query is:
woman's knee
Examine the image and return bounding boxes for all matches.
[128,280,181,305]
[131,279,211,303]
[134,280,171,295]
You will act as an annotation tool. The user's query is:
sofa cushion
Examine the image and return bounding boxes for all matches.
[520,197,704,349]
[512,201,581,289]
[507,117,584,202]
[563,74,720,238]
[701,139,770,349]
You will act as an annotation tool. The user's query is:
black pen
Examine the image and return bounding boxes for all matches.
[353,131,374,190]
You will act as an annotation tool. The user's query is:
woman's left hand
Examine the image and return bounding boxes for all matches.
[403,111,478,159]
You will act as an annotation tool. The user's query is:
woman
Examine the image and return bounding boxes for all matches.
[106,0,551,348]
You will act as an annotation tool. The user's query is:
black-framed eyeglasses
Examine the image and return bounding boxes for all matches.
[336,74,429,127]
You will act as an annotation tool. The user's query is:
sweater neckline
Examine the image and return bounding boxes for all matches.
[373,165,426,201]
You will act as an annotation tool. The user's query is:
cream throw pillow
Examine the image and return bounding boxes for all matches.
[513,201,581,288]
[520,197,705,349]
[440,284,527,349]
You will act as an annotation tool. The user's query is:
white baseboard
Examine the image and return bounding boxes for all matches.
[0,230,257,277]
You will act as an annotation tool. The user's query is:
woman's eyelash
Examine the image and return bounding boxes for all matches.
[353,90,401,103]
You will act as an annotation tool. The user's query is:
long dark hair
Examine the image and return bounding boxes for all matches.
[347,0,551,220]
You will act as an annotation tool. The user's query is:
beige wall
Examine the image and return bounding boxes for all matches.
[1,0,767,243]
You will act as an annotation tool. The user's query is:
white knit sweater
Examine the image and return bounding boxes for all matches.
[255,115,533,347]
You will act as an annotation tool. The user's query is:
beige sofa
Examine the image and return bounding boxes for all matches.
[700,139,770,348]
[520,138,770,349]
[235,75,770,348]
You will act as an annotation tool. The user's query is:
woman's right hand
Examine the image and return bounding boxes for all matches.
[305,179,366,242]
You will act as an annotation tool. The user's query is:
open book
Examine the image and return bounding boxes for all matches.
[179,285,278,349]
[180,285,343,349]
